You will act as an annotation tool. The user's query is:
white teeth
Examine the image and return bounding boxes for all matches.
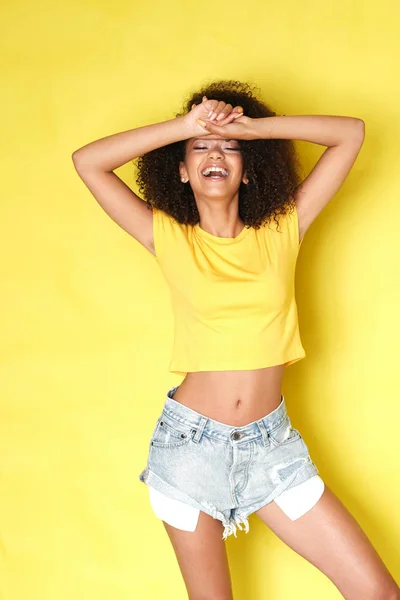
[202,166,229,177]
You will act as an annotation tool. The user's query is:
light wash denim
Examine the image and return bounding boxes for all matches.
[139,385,319,540]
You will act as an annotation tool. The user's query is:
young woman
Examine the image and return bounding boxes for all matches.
[72,81,399,600]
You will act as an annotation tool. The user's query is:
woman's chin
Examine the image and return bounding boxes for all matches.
[193,181,241,197]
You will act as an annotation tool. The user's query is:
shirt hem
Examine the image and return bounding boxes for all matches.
[169,352,306,376]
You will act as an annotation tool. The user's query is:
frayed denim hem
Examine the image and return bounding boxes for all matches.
[201,501,250,540]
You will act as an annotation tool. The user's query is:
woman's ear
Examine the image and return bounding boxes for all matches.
[179,161,188,183]
[242,171,249,185]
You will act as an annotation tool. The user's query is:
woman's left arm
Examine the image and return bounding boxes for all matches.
[200,114,365,241]
[250,115,365,241]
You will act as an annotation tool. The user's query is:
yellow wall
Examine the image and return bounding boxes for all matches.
[1,1,399,598]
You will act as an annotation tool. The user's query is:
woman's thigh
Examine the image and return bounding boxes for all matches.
[256,484,399,600]
[163,510,233,600]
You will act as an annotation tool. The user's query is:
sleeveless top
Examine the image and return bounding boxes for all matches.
[151,205,305,376]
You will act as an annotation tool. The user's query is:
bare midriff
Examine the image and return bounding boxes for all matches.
[172,364,286,427]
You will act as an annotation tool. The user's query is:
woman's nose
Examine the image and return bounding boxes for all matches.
[208,148,224,159]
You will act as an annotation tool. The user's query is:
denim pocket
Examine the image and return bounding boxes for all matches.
[268,416,302,448]
[150,417,194,449]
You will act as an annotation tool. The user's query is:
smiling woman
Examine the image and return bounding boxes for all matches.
[178,135,248,231]
[135,81,302,230]
[72,80,399,600]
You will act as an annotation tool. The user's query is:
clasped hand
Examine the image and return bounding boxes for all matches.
[183,96,256,140]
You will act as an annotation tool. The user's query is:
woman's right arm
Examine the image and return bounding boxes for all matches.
[71,116,193,256]
[71,98,240,256]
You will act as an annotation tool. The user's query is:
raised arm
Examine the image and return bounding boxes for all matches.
[71,98,243,255]
[72,117,192,255]
[196,113,365,243]
[247,115,366,242]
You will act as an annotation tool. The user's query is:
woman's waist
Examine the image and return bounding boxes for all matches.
[171,364,285,426]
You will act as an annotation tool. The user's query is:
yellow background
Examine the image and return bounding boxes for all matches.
[1,1,399,598]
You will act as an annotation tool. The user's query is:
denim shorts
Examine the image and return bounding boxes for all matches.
[139,385,321,540]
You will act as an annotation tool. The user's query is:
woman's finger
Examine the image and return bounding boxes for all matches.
[209,101,228,121]
[215,103,233,122]
[216,107,244,127]
[215,113,237,127]
[203,99,218,116]
[218,105,243,120]
[231,106,244,120]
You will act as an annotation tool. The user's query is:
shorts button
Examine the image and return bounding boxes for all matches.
[232,432,240,440]
[180,433,186,438]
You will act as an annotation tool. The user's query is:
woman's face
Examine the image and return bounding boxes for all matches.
[179,135,248,199]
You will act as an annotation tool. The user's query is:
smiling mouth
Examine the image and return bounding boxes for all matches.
[201,166,230,180]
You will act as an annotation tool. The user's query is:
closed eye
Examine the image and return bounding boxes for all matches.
[193,146,240,151]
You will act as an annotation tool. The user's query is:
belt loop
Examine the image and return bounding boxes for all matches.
[256,419,270,448]
[192,416,208,444]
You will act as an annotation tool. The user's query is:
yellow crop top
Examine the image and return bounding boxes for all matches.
[152,205,305,377]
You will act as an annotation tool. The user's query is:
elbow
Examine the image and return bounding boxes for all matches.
[354,118,365,140]
[71,148,84,161]
[71,149,88,172]
[345,118,365,148]
[71,150,81,167]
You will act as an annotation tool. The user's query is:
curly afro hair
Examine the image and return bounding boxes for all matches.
[135,80,303,230]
